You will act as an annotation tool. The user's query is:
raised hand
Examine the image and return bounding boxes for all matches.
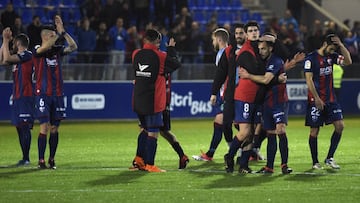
[54,15,65,33]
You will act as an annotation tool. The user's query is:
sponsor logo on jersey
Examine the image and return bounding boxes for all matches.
[136,63,151,77]
[304,60,311,70]
[46,58,58,66]
[320,66,332,75]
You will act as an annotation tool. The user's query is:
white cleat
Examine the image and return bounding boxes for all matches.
[325,158,340,169]
[312,163,323,170]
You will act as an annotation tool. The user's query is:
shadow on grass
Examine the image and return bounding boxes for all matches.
[86,170,148,186]
[283,168,338,182]
[205,173,281,189]
[0,168,39,179]
[186,161,225,175]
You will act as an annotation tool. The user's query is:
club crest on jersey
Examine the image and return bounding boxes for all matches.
[268,64,274,71]
[327,58,332,65]
[243,112,249,119]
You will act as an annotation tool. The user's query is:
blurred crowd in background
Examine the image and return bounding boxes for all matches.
[0,0,359,80]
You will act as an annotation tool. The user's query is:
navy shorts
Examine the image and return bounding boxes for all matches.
[262,103,289,130]
[213,97,224,115]
[234,100,261,124]
[35,95,66,126]
[138,112,163,132]
[305,102,343,127]
[11,97,35,127]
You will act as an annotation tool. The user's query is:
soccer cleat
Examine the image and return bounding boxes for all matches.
[192,150,213,161]
[239,166,253,174]
[249,148,266,161]
[16,160,30,167]
[312,163,323,170]
[144,164,166,172]
[129,156,146,171]
[325,158,340,169]
[256,166,274,174]
[38,159,47,169]
[281,164,293,174]
[224,153,234,173]
[48,159,56,170]
[179,155,189,169]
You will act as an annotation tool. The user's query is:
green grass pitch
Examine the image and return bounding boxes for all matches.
[1,117,360,203]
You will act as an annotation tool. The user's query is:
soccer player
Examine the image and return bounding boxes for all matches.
[304,34,352,169]
[192,28,234,161]
[0,28,34,166]
[33,15,77,169]
[131,73,189,170]
[132,29,181,172]
[223,21,263,173]
[239,34,305,174]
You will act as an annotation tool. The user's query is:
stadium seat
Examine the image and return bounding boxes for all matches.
[251,12,263,22]
[218,0,230,9]
[62,0,77,8]
[194,0,208,10]
[240,9,250,23]
[12,0,25,8]
[61,8,71,24]
[193,11,206,24]
[0,0,8,8]
[231,0,242,8]
[49,0,61,7]
[37,0,49,6]
[21,8,34,25]
[217,10,230,24]
[71,8,82,23]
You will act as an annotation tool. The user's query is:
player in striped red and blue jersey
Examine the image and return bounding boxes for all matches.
[304,34,352,170]
[33,15,77,169]
[0,28,34,166]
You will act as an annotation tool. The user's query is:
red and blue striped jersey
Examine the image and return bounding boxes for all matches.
[33,45,65,96]
[12,50,34,99]
[264,55,288,107]
[304,51,344,103]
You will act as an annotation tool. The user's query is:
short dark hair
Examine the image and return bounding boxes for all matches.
[324,33,336,45]
[233,23,245,30]
[244,21,259,32]
[41,24,56,31]
[323,33,339,49]
[14,33,29,48]
[145,29,161,42]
